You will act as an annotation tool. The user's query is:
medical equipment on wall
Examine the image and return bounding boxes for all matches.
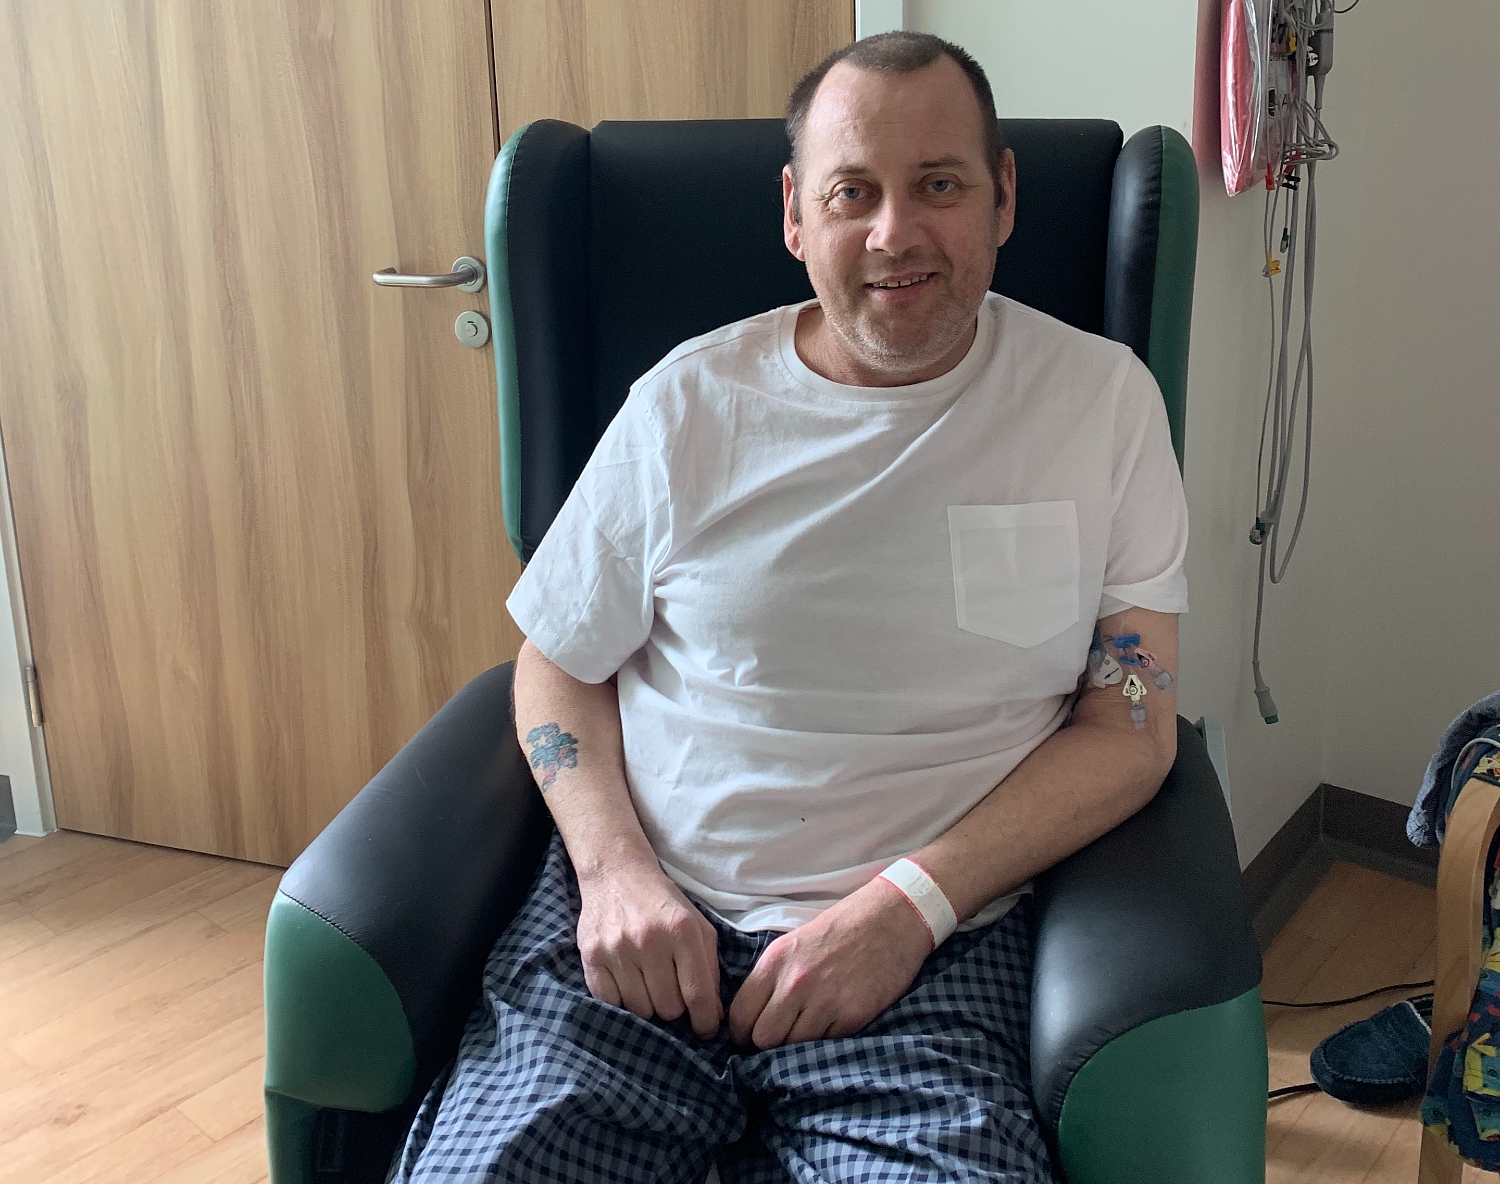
[1220,0,1271,196]
[1221,0,1354,724]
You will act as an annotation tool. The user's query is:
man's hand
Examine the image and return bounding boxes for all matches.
[727,873,935,1051]
[576,863,725,1041]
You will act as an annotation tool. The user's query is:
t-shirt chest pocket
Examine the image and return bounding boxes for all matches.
[947,502,1080,647]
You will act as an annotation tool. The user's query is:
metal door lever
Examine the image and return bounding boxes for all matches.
[373,256,485,293]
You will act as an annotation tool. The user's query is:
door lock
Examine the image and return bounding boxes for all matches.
[455,310,490,348]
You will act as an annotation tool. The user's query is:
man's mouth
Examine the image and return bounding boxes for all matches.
[866,273,933,289]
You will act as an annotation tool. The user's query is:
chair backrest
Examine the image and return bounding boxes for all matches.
[486,118,1199,561]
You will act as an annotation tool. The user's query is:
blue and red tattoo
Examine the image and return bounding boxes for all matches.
[526,722,579,791]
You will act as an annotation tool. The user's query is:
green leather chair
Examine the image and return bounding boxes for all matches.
[262,118,1268,1183]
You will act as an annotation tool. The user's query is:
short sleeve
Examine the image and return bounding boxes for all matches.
[505,392,671,683]
[1098,354,1190,618]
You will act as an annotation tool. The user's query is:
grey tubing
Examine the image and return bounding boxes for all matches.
[1251,2,1340,724]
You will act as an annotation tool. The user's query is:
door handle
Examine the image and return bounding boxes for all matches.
[372,256,485,293]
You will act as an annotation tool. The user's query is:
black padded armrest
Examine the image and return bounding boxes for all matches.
[1029,715,1261,1133]
[278,661,551,1088]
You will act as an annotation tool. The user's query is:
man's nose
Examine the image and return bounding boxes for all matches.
[864,191,928,258]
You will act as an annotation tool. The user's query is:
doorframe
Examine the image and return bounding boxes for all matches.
[0,425,55,837]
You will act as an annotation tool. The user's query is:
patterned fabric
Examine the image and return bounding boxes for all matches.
[1408,693,1500,848]
[387,826,1057,1183]
[1420,724,1500,1167]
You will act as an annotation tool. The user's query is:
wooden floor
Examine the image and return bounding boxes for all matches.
[0,831,1488,1182]
[0,829,279,1184]
[1265,859,1490,1182]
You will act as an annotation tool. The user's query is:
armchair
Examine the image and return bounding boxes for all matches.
[263,118,1268,1183]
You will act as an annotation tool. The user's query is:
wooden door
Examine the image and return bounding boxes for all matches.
[0,0,851,867]
[493,1,855,133]
[0,0,518,866]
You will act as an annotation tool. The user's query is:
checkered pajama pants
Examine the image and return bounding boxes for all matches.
[387,826,1057,1183]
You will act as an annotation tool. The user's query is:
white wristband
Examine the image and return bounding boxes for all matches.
[878,858,958,949]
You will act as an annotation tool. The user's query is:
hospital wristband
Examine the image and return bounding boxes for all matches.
[878,858,958,949]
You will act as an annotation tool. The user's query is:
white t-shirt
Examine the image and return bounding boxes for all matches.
[507,292,1189,935]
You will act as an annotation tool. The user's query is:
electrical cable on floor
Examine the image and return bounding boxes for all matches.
[1262,978,1435,1099]
[1262,979,1434,1008]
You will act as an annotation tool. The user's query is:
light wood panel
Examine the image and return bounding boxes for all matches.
[493,0,855,139]
[0,831,275,1184]
[0,1,522,864]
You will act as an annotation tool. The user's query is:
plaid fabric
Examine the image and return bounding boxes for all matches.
[388,825,1056,1183]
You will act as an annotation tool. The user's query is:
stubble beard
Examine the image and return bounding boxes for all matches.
[820,272,985,381]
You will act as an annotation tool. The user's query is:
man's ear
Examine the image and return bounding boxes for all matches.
[994,148,1018,248]
[782,166,806,261]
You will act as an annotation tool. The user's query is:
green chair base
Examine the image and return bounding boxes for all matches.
[1056,986,1268,1183]
[264,892,418,1183]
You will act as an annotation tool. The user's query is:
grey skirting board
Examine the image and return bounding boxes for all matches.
[1243,783,1438,951]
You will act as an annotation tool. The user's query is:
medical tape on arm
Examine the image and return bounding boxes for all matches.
[878,858,958,949]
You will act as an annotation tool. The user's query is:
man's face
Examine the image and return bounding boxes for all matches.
[783,57,1016,384]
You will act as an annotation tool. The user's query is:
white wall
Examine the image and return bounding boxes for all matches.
[905,0,1334,863]
[1179,0,1332,862]
[1307,1,1500,805]
[855,0,904,40]
[905,1,1197,143]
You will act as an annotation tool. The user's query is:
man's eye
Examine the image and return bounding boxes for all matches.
[836,186,866,201]
[928,179,955,194]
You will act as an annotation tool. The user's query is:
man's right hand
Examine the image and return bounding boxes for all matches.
[576,864,724,1041]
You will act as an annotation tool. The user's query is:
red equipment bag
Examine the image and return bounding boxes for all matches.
[1221,0,1269,195]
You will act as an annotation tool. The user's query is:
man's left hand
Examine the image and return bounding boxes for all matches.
[726,873,935,1050]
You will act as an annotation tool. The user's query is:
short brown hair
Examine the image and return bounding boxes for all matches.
[785,31,1008,213]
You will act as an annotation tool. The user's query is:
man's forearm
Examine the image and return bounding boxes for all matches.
[512,640,660,885]
[903,719,1173,926]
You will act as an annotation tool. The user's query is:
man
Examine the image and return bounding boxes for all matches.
[390,31,1187,1184]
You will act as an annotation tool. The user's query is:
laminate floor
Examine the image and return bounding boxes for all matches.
[0,829,278,1184]
[0,833,1485,1182]
[1264,859,1490,1182]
